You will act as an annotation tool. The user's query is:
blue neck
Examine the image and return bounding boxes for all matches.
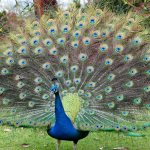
[54,92,68,123]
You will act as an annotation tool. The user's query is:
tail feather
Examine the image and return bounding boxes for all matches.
[0,6,150,131]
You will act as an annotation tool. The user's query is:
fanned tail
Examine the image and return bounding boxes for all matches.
[0,5,150,132]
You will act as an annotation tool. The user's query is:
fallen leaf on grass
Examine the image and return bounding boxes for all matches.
[4,128,12,132]
[113,147,128,150]
[21,143,30,148]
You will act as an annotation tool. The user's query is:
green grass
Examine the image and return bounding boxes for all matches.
[0,126,150,150]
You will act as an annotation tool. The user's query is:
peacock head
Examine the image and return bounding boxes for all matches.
[50,78,59,94]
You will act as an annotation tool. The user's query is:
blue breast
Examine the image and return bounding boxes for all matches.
[47,92,89,142]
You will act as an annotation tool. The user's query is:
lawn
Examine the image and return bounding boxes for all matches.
[0,126,150,150]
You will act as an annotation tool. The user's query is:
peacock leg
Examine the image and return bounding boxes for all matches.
[73,143,77,150]
[73,141,78,150]
[56,140,61,150]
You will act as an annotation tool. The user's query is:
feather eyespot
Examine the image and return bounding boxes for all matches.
[55,71,64,78]
[99,44,108,52]
[74,78,81,84]
[144,86,150,92]
[1,68,9,75]
[70,65,78,72]
[79,53,88,62]
[96,94,103,100]
[49,47,58,55]
[65,80,71,86]
[18,59,27,67]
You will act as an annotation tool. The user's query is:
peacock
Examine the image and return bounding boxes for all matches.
[0,4,150,150]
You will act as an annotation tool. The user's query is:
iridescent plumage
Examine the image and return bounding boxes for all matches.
[0,5,150,149]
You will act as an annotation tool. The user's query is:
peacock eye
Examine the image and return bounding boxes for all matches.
[34,86,42,93]
[87,82,96,88]
[35,31,41,36]
[51,29,54,32]
[65,80,71,86]
[133,37,142,45]
[146,70,150,75]
[74,78,81,84]
[55,70,64,78]
[116,94,124,101]
[105,58,113,65]
[72,41,79,48]
[18,59,27,67]
[49,47,58,55]
[70,65,78,72]
[42,94,49,100]
[47,19,54,26]
[0,120,3,125]
[125,81,134,88]
[101,32,107,37]
[143,55,150,62]
[43,38,53,47]
[83,37,90,46]
[107,102,115,109]
[86,66,94,74]
[1,68,9,75]
[49,27,57,35]
[17,81,25,89]
[99,44,108,52]
[69,86,76,92]
[0,87,5,95]
[79,53,88,62]
[21,41,27,45]
[6,57,15,65]
[34,40,38,44]
[124,54,133,62]
[28,101,35,108]
[73,30,81,38]
[121,111,129,116]
[93,32,98,37]
[4,50,13,56]
[104,86,112,93]
[19,92,27,99]
[114,44,124,53]
[2,98,10,105]
[75,33,79,36]
[84,92,92,98]
[78,90,84,95]
[89,17,96,25]
[145,104,150,109]
[117,35,122,39]
[107,73,115,81]
[128,68,138,76]
[34,47,44,55]
[62,90,68,96]
[57,38,66,45]
[31,37,39,46]
[144,85,150,92]
[132,126,137,131]
[122,126,128,131]
[42,62,51,70]
[60,55,68,64]
[18,46,27,55]
[77,21,84,29]
[62,25,69,33]
[133,97,142,105]
[115,125,120,130]
[63,11,69,18]
[92,31,99,38]
[116,32,125,40]
[32,21,39,28]
[79,23,83,28]
[96,94,103,100]
[34,77,43,84]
